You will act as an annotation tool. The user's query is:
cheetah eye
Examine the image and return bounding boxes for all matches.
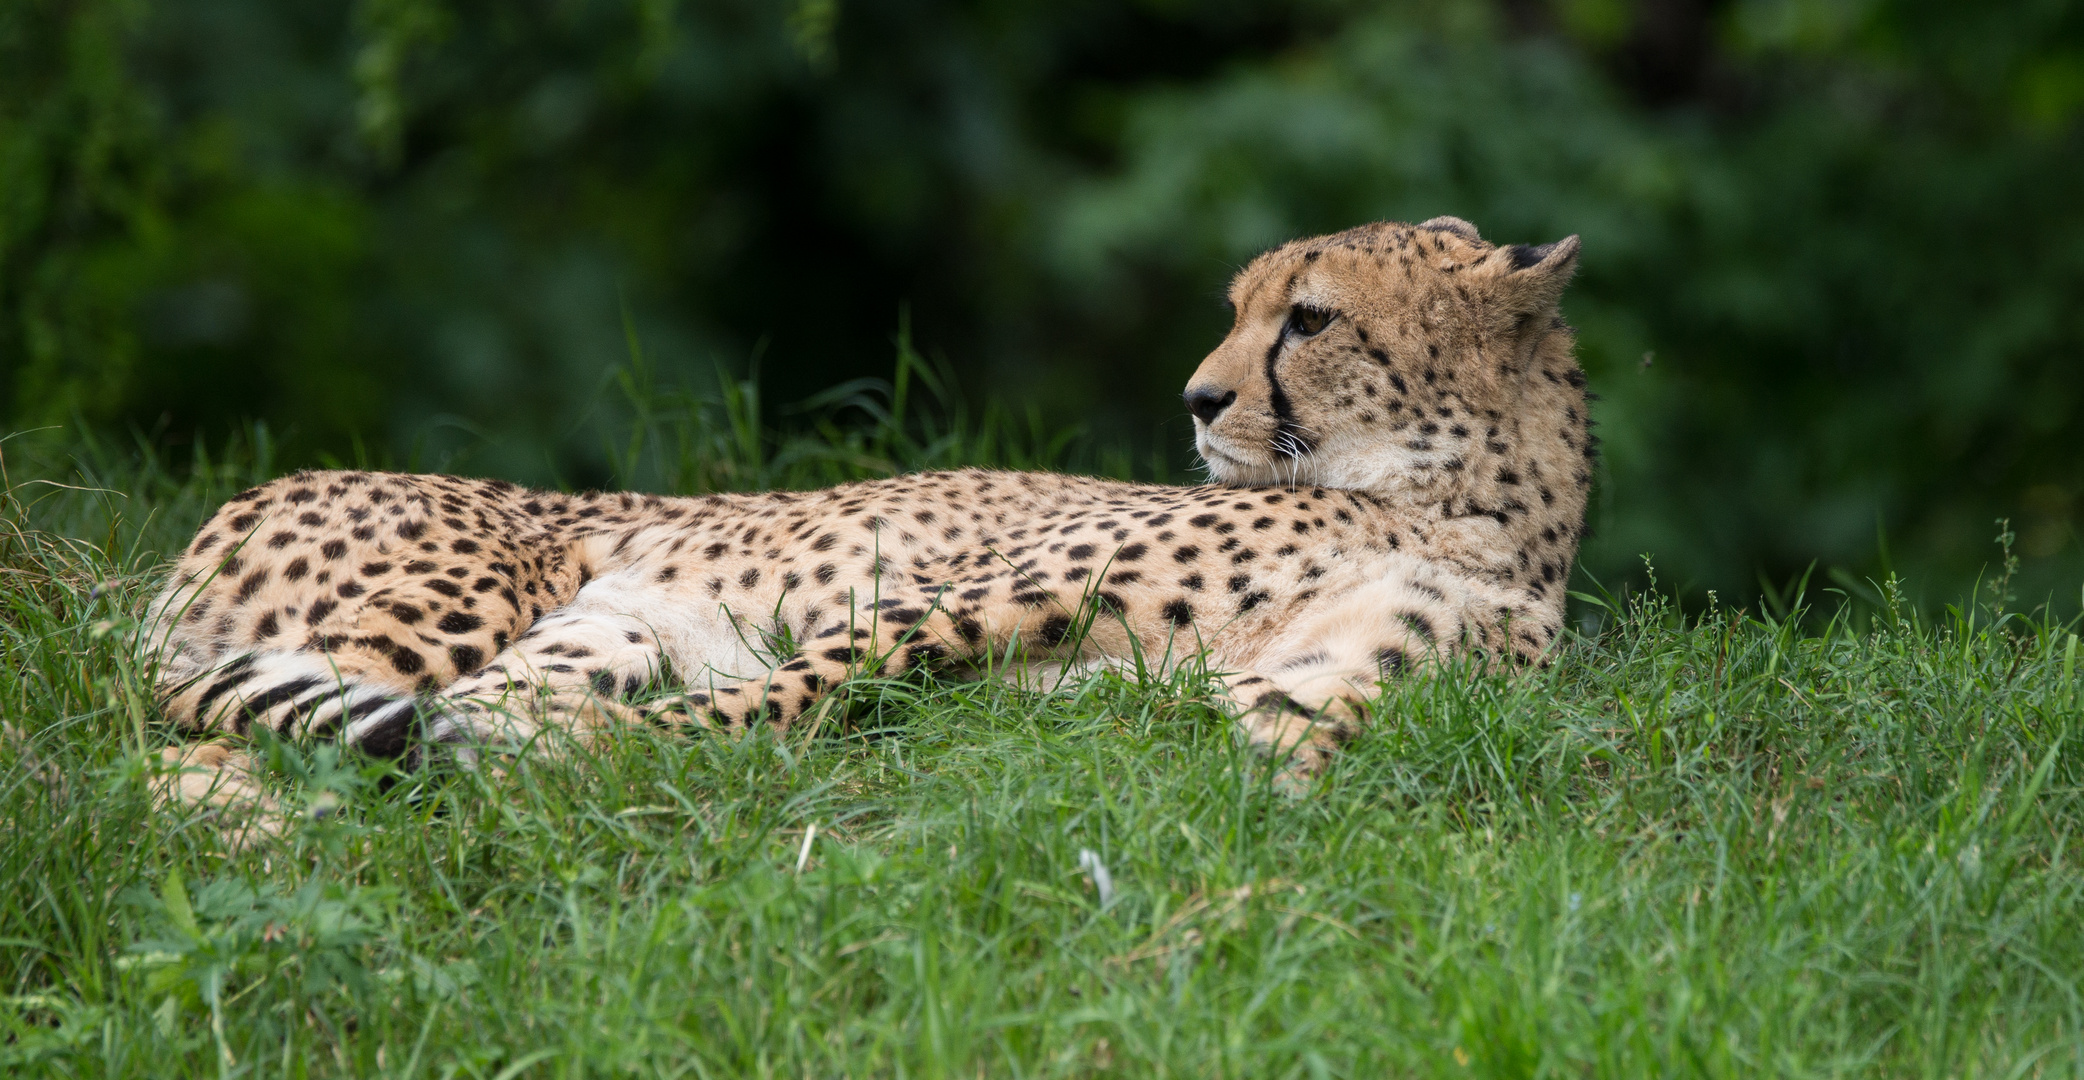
[1287,305,1333,337]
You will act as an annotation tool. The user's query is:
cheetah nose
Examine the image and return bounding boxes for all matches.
[1184,387,1237,424]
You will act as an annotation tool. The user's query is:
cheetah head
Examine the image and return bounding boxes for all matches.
[1184,217,1584,495]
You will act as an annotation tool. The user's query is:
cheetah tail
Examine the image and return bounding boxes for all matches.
[157,649,426,759]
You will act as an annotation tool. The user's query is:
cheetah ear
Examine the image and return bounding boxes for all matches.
[1493,235,1581,311]
[1502,235,1579,274]
[1417,216,1481,242]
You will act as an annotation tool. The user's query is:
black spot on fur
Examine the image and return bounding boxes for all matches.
[1162,599,1193,626]
[436,611,484,634]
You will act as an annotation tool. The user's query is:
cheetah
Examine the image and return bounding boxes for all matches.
[145,217,1592,818]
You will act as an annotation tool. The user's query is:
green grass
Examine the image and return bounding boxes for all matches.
[5,400,2084,1078]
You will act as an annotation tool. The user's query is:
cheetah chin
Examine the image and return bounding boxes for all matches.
[144,216,1592,831]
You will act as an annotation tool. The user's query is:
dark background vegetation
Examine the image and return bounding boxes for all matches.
[4,0,2082,607]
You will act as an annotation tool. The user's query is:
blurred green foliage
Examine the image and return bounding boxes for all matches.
[3,0,2082,605]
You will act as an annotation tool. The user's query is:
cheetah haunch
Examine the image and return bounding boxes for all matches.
[145,218,1590,820]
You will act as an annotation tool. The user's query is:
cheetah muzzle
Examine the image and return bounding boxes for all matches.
[144,217,1592,830]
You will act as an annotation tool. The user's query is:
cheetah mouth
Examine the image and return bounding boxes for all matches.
[1197,434,1295,486]
[1194,434,1245,473]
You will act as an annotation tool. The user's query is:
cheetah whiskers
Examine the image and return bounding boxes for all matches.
[1270,424,1320,489]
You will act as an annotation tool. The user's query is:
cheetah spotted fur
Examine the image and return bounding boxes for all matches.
[145,217,1592,821]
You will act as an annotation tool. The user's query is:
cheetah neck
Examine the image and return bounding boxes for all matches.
[1342,411,1591,621]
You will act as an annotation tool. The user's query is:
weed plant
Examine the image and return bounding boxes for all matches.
[3,373,2083,1077]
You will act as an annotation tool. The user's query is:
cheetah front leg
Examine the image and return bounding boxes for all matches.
[677,588,965,730]
[1210,669,1371,788]
[673,573,1149,730]
[1212,622,1439,789]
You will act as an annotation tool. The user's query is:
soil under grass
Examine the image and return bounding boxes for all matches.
[4,438,2082,1078]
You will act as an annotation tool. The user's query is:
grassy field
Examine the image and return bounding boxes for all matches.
[5,403,2084,1078]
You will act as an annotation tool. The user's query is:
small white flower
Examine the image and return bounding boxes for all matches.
[1077,848,1115,907]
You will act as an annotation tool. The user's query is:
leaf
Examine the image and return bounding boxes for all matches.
[161,866,200,941]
